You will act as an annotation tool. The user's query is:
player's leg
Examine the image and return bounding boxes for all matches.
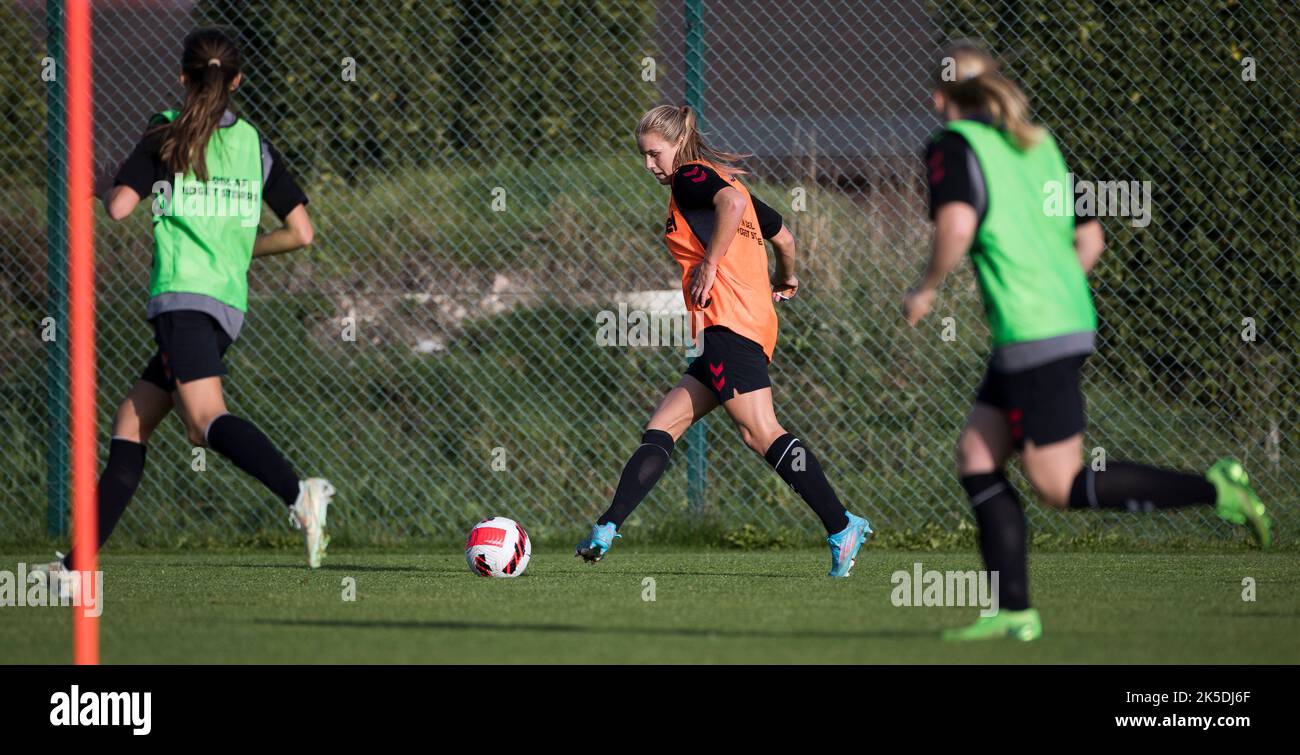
[577,375,717,562]
[1062,457,1269,547]
[968,355,1075,621]
[1030,443,1270,547]
[153,312,301,508]
[173,375,303,506]
[1019,356,1269,547]
[710,327,871,576]
[701,327,854,535]
[174,374,333,567]
[955,404,1022,610]
[59,378,174,569]
[164,310,333,567]
[1031,446,1271,548]
[944,360,1041,641]
[606,374,718,525]
[943,402,1042,640]
[1019,433,1084,510]
[722,386,872,577]
[721,385,862,513]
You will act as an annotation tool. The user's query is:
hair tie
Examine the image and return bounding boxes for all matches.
[207,58,221,67]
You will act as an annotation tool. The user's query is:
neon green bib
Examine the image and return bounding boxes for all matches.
[149,110,262,312]
[942,121,1096,347]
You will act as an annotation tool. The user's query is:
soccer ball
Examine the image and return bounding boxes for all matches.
[464,517,531,578]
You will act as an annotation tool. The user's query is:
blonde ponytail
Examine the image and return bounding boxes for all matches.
[635,104,749,175]
[933,40,1044,150]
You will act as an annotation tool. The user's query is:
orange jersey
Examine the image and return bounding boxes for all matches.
[665,162,778,360]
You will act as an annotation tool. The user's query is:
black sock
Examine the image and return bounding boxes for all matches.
[961,472,1029,612]
[63,438,147,569]
[764,433,850,534]
[597,430,675,528]
[204,414,301,507]
[1068,462,1216,511]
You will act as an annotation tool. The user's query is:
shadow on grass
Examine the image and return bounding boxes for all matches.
[155,562,831,579]
[573,568,815,580]
[1204,611,1300,619]
[253,617,929,641]
[230,561,462,574]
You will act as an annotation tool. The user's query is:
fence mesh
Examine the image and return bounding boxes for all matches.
[2,0,1295,547]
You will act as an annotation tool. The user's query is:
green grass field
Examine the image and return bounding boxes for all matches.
[3,546,1296,664]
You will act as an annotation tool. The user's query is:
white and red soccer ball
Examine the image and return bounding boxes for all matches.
[464,517,531,578]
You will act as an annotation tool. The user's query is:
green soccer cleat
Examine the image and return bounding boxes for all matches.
[1207,457,1272,549]
[942,608,1042,642]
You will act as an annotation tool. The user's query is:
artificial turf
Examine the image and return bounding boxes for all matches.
[2,547,1296,664]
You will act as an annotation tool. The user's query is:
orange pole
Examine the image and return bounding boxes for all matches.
[66,0,97,666]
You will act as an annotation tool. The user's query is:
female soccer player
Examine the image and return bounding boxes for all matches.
[57,28,333,571]
[575,105,873,576]
[907,41,1271,640]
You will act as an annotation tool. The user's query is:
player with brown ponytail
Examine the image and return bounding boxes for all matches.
[49,28,334,577]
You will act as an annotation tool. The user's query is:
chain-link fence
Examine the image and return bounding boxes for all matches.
[2,0,1295,547]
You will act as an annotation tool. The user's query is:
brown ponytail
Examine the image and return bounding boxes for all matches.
[156,27,243,181]
[932,40,1044,150]
[635,104,749,176]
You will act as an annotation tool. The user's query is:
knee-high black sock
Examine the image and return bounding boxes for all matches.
[598,430,675,528]
[62,438,147,569]
[1068,462,1216,511]
[204,414,300,507]
[764,433,850,534]
[961,472,1029,612]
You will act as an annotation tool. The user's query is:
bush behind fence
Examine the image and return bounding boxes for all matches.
[1,0,1294,547]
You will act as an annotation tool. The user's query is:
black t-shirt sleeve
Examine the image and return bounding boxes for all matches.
[670,164,732,210]
[927,131,1098,228]
[113,127,165,198]
[113,116,308,223]
[673,164,783,239]
[925,132,980,220]
[749,194,783,239]
[261,140,309,221]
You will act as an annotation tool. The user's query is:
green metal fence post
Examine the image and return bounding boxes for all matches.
[45,0,69,538]
[684,0,707,515]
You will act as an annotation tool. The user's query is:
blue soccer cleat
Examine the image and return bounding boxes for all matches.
[827,512,872,577]
[575,522,621,563]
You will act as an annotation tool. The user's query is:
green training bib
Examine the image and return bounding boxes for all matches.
[148,110,262,312]
[941,120,1096,347]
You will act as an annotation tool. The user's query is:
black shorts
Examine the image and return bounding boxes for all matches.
[974,354,1087,449]
[684,326,771,402]
[140,311,233,392]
